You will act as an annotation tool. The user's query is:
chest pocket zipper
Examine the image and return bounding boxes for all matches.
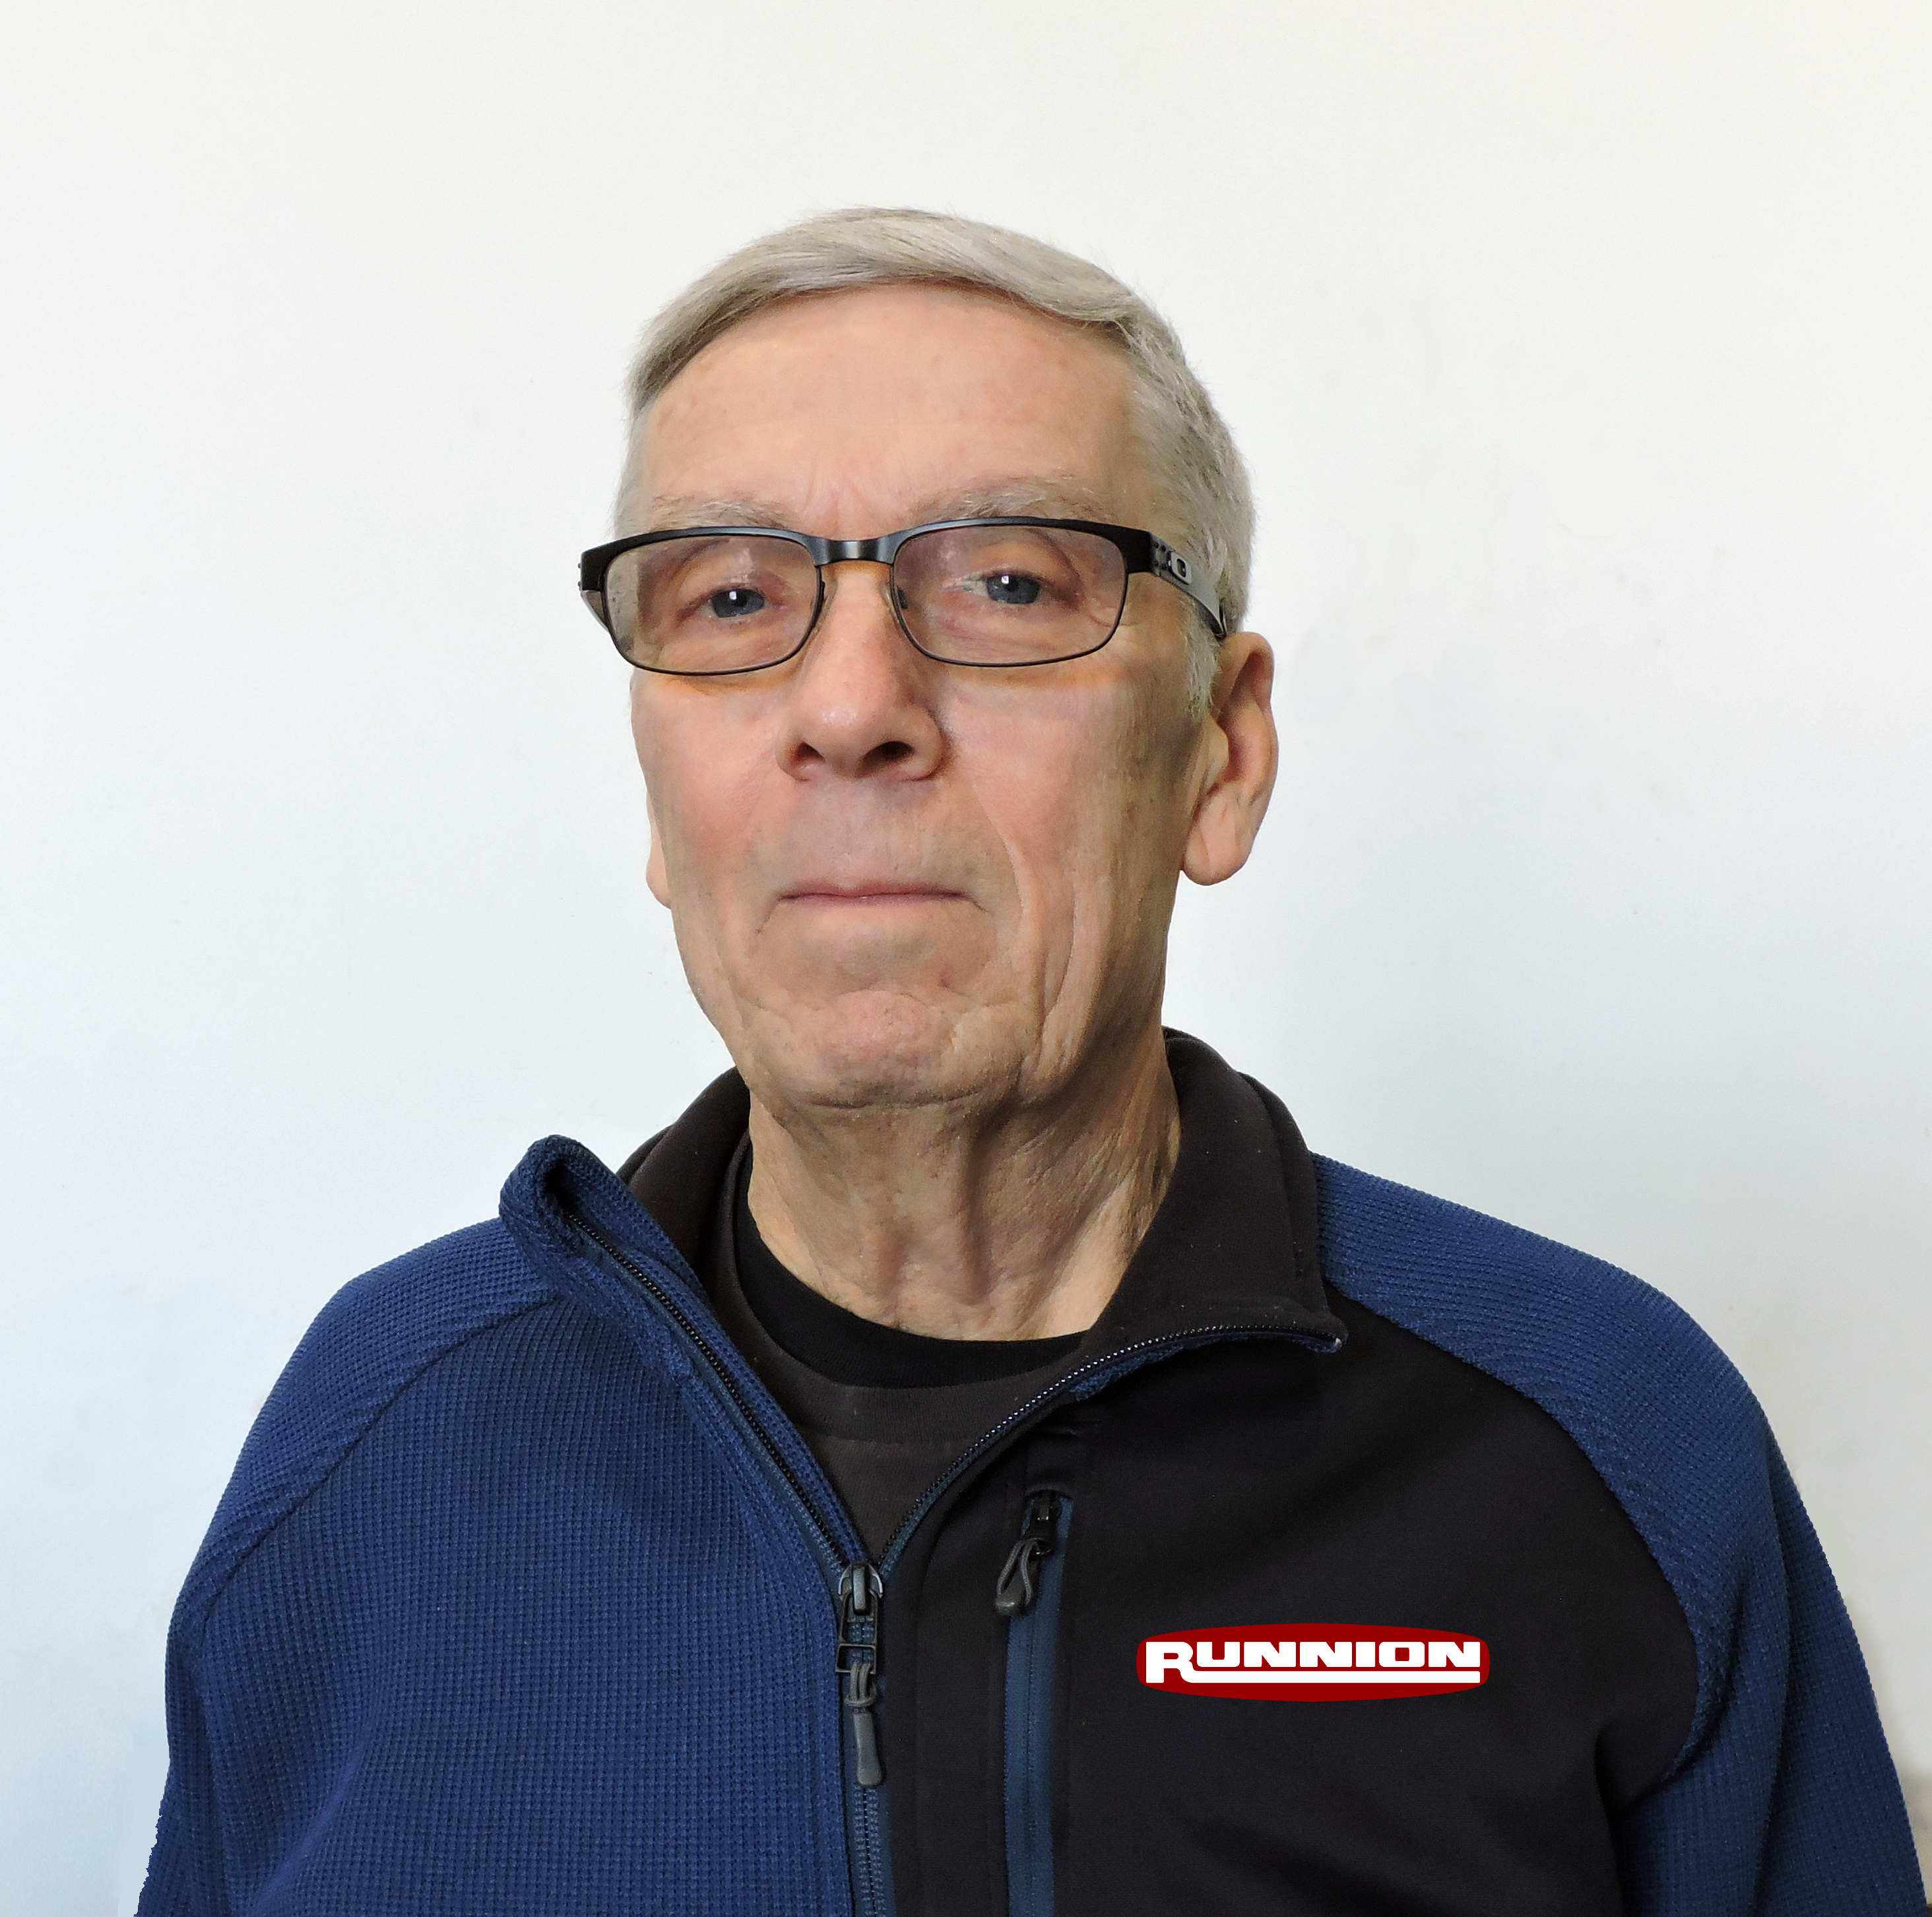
[996,1488,1072,1917]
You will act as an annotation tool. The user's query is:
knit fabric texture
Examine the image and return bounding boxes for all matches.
[137,1138,1925,1913]
[139,1179,857,1917]
[1316,1156,1923,1914]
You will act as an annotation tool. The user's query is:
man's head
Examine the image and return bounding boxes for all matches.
[606,210,1278,1131]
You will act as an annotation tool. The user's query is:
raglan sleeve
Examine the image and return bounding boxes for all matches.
[1614,1433,1923,1916]
[1311,1158,1923,1914]
[130,1220,555,1914]
[136,1606,233,1917]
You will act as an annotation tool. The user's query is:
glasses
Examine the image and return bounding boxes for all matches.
[577,517,1224,677]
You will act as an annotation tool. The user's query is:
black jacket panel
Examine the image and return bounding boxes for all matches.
[629,1037,1700,1916]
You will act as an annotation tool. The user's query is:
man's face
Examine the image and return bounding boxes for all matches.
[626,284,1269,1119]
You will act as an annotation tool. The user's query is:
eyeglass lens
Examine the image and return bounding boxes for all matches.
[601,525,1131,675]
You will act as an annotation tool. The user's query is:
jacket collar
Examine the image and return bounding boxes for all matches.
[496,1032,1342,1579]
[560,1028,1345,1362]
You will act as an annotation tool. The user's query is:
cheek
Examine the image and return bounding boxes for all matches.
[951,683,1180,954]
[633,699,765,903]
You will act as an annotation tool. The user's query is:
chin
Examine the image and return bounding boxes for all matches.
[748,991,1021,1116]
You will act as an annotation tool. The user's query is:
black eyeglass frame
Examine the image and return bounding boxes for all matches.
[577,516,1226,677]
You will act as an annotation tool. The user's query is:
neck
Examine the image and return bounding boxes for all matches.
[743,1019,1180,1341]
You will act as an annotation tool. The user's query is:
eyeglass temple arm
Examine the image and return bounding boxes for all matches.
[1148,537,1225,637]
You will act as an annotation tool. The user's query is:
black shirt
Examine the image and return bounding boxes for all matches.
[708,1139,1080,1558]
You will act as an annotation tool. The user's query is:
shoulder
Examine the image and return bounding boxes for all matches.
[1313,1156,1776,1755]
[1313,1155,1760,1463]
[173,1219,558,1632]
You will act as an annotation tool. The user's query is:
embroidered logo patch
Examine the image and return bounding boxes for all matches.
[1140,1625,1489,1701]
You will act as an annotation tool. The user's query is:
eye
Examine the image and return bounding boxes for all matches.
[707,586,767,619]
[981,570,1043,606]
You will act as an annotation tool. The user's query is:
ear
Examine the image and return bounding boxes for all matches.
[1182,631,1278,887]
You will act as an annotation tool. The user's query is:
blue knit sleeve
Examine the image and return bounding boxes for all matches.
[137,1222,555,1916]
[1314,1157,1923,1915]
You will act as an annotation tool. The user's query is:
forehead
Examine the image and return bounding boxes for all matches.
[631,284,1144,533]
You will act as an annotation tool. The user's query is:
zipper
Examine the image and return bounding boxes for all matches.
[564,1208,896,1917]
[994,1491,1063,1619]
[564,1197,1334,1917]
[565,1208,851,1567]
[999,1492,1071,1917]
[837,1564,891,1915]
[872,1318,1333,1577]
[837,1564,885,1788]
[570,1191,1322,1584]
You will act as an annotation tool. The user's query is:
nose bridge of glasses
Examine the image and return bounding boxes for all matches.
[809,546,905,652]
[818,536,884,566]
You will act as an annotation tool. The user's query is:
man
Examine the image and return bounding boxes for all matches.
[140,210,1921,1916]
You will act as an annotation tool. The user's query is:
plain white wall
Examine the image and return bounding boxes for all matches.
[3,1,1928,1906]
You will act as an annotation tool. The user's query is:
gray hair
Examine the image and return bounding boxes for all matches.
[618,208,1253,714]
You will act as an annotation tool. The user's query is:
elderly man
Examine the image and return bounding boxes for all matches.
[141,211,1919,1916]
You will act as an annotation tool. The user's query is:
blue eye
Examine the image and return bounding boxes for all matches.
[983,571,1042,606]
[709,587,767,619]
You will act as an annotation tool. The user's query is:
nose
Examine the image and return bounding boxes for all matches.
[777,561,946,782]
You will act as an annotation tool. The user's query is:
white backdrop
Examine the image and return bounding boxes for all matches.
[3,2,1928,1906]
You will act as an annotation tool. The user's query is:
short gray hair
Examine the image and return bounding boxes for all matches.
[618,208,1253,713]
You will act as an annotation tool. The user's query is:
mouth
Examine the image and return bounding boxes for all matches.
[777,883,967,906]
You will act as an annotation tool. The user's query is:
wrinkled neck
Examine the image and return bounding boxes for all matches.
[742,1019,1180,1342]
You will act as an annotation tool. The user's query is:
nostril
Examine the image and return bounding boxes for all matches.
[870,739,915,767]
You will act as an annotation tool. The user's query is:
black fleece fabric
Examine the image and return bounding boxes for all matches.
[625,1036,1702,1916]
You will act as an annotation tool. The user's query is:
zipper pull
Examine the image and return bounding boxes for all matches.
[837,1564,885,1788]
[994,1491,1062,1618]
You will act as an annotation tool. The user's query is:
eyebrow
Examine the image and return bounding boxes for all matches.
[907,477,1117,524]
[637,476,1121,538]
[638,495,796,533]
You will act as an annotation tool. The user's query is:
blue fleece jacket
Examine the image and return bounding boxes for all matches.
[136,1136,1923,1914]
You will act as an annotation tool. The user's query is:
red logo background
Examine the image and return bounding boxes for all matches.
[1140,1623,1489,1702]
